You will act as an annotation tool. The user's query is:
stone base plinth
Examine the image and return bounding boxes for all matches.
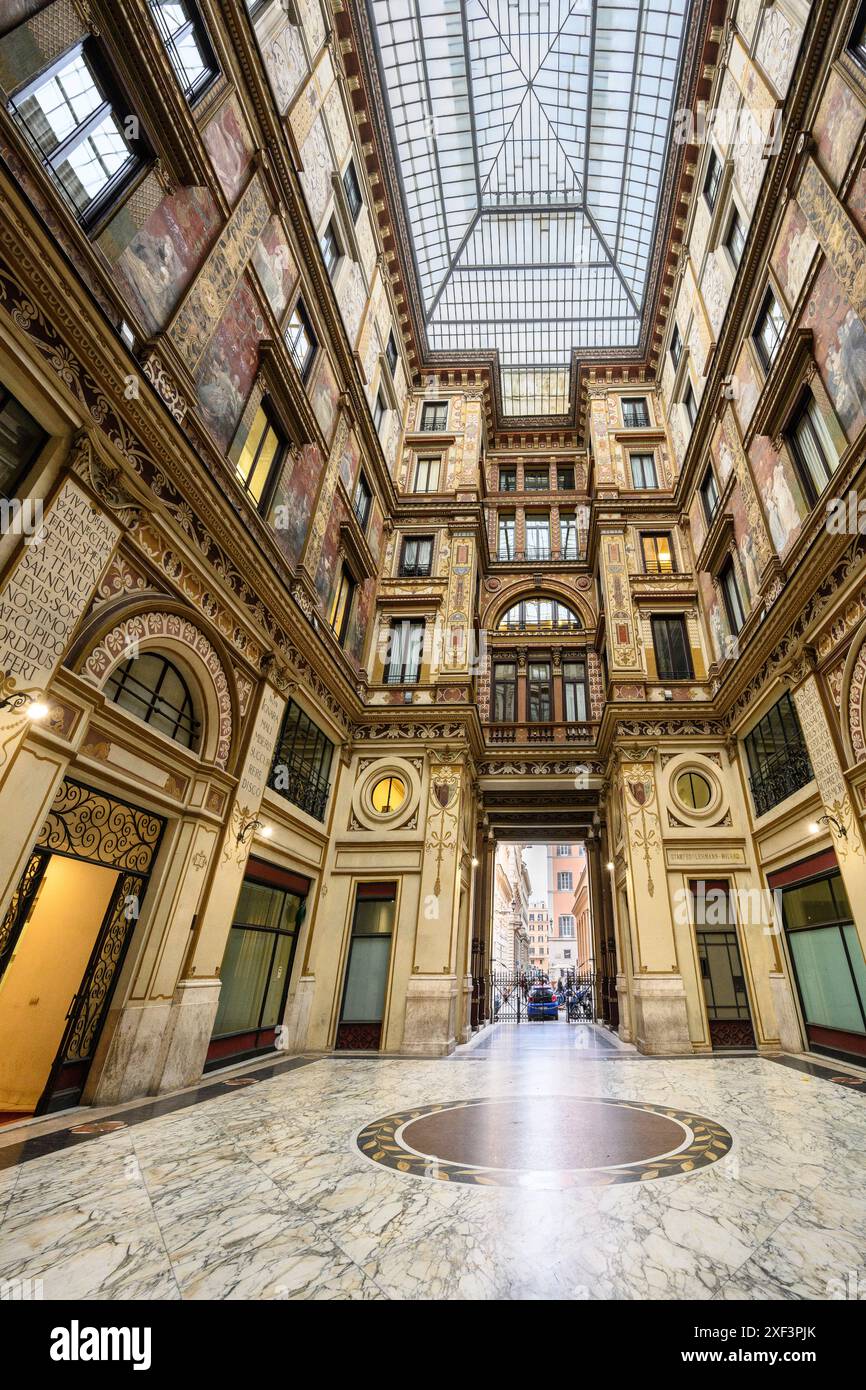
[631,974,692,1055]
[401,975,458,1056]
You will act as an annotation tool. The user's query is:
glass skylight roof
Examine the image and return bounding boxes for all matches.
[368,0,690,413]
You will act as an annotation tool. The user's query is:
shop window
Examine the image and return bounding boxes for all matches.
[336,883,396,1050]
[420,401,448,431]
[343,158,362,222]
[651,615,693,681]
[105,651,199,748]
[0,386,47,499]
[9,41,148,229]
[779,869,866,1060]
[621,397,649,428]
[150,0,218,105]
[630,452,657,489]
[743,692,813,817]
[208,864,309,1067]
[234,402,286,510]
[399,535,433,577]
[492,661,516,722]
[642,532,675,574]
[384,618,424,685]
[285,298,316,379]
[268,697,334,821]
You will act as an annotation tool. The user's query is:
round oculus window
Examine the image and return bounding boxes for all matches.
[370,775,407,815]
[675,770,713,810]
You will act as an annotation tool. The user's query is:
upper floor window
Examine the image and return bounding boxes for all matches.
[564,660,588,721]
[320,218,341,278]
[524,468,549,491]
[413,455,440,492]
[329,566,355,645]
[492,661,516,722]
[726,206,745,268]
[285,298,316,379]
[683,382,697,428]
[0,387,47,499]
[420,401,448,431]
[622,397,649,429]
[560,511,579,560]
[849,1,866,67]
[343,159,362,222]
[528,662,552,722]
[385,330,398,375]
[651,614,693,681]
[557,845,571,855]
[353,472,371,530]
[558,915,575,937]
[557,872,573,892]
[234,402,286,510]
[557,465,575,490]
[400,535,433,577]
[753,288,786,372]
[743,691,813,817]
[786,390,839,506]
[9,42,146,229]
[150,1,218,105]
[525,514,550,561]
[105,651,198,749]
[385,618,424,685]
[498,466,516,491]
[498,514,515,560]
[670,324,682,369]
[498,599,582,632]
[630,452,657,489]
[703,148,721,210]
[700,466,720,524]
[642,532,675,574]
[720,557,747,635]
[269,698,334,822]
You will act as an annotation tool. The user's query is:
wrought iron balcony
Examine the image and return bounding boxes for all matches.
[487,721,596,745]
[267,761,332,822]
[748,744,814,818]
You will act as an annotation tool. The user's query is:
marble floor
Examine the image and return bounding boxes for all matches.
[0,1024,865,1300]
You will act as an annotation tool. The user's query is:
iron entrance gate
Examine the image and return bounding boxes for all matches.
[484,970,595,1024]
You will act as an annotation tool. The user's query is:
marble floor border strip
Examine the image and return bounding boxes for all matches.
[765,1052,866,1093]
[0,1056,321,1172]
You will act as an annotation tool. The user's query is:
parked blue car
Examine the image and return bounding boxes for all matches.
[527,985,559,1020]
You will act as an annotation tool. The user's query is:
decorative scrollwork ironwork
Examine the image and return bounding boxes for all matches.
[37,779,163,873]
[0,850,48,982]
[62,873,145,1064]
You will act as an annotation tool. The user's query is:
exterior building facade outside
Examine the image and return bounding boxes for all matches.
[547,844,587,982]
[0,0,865,1123]
[491,844,531,974]
[527,899,551,976]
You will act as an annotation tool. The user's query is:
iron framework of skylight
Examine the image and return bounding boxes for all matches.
[367,0,690,414]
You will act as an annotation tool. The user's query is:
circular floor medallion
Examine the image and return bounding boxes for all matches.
[357,1096,733,1188]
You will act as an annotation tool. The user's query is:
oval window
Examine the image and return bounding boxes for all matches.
[370,775,407,815]
[676,770,712,810]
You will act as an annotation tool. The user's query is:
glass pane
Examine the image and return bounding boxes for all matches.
[843,924,866,1017]
[212,928,273,1035]
[782,877,840,929]
[789,927,866,1033]
[260,931,294,1028]
[0,393,46,495]
[341,935,391,1021]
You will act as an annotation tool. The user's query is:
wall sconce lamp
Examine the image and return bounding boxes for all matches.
[809,814,847,839]
[236,819,273,846]
[0,688,49,720]
[606,861,615,872]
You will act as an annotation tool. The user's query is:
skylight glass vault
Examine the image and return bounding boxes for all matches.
[367,0,690,413]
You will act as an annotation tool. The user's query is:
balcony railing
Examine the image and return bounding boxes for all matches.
[748,744,814,818]
[487,721,596,745]
[496,548,584,563]
[267,761,332,822]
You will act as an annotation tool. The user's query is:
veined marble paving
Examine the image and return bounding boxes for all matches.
[0,1025,865,1300]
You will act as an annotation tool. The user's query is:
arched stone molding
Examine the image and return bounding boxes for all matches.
[841,615,866,766]
[76,608,235,768]
[483,581,596,633]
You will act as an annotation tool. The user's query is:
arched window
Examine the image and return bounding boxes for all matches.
[105,652,199,749]
[498,599,582,633]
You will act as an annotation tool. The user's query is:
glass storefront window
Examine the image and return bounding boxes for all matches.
[788,928,865,1035]
[781,871,866,1050]
[211,873,305,1049]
